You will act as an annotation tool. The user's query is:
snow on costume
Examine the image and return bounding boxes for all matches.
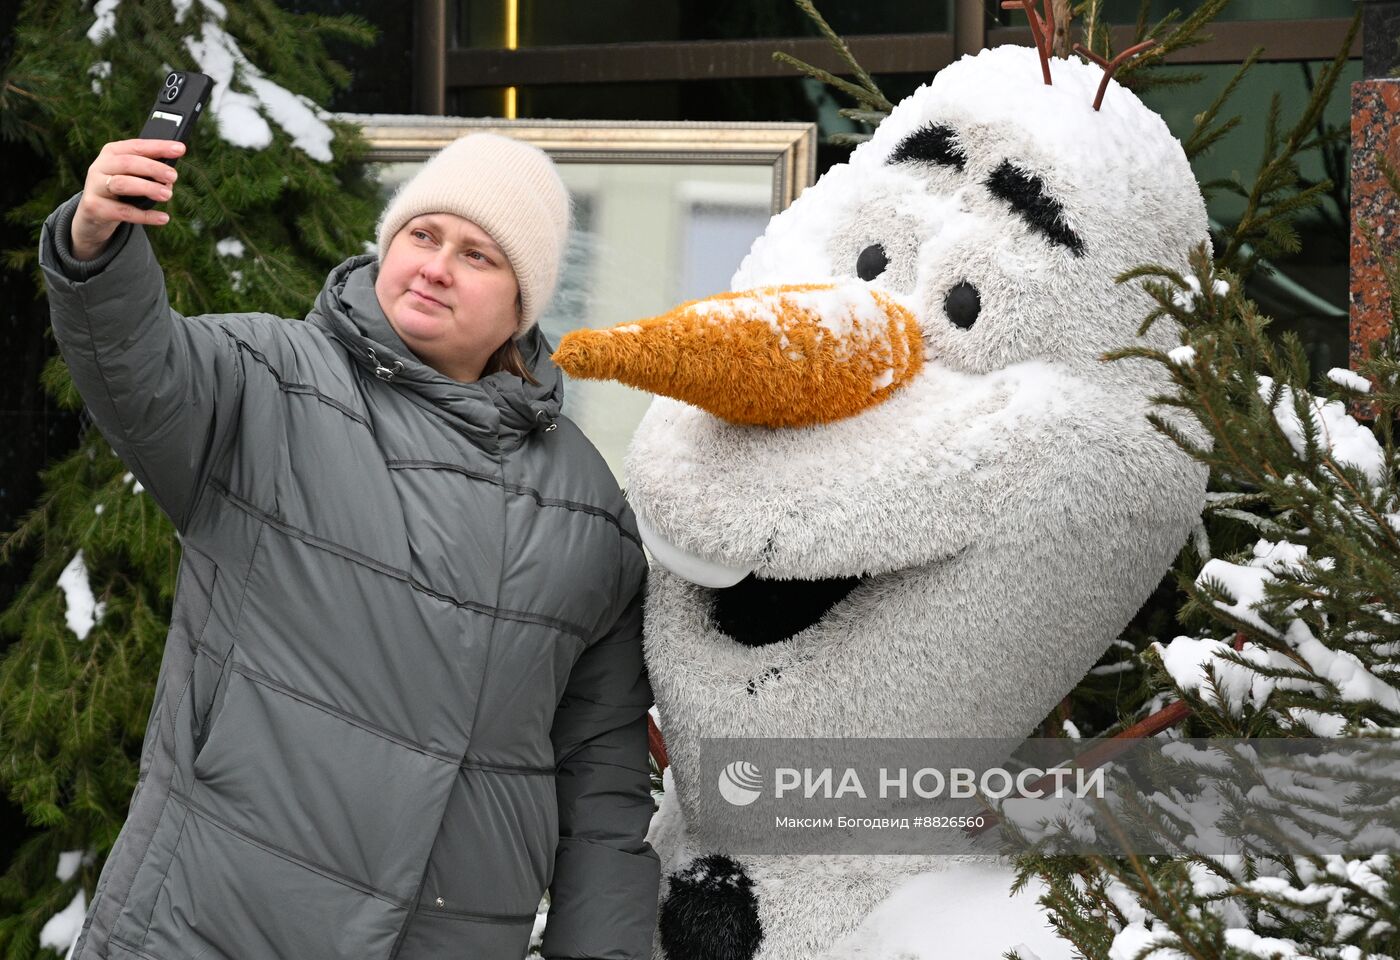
[555,40,1210,960]
[38,187,658,959]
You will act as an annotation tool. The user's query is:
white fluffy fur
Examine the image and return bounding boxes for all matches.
[633,46,1210,959]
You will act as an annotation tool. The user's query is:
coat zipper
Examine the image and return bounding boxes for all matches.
[366,347,404,383]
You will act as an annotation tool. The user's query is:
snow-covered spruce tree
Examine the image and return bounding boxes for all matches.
[0,1,377,955]
[1008,236,1400,959]
[1003,12,1400,960]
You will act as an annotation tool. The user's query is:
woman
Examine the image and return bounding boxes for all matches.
[41,132,658,960]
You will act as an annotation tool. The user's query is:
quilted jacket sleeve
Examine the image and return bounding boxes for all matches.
[544,576,660,960]
[39,193,246,532]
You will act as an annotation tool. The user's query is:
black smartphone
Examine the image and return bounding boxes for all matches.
[116,70,214,210]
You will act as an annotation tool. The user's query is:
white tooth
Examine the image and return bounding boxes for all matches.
[633,509,754,589]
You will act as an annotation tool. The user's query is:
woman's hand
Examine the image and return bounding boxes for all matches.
[71,139,185,260]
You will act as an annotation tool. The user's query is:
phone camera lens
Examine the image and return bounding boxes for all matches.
[164,72,180,87]
[163,86,180,102]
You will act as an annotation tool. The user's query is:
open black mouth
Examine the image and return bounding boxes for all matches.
[710,574,864,647]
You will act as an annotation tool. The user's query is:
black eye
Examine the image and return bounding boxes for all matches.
[945,282,980,329]
[856,243,888,282]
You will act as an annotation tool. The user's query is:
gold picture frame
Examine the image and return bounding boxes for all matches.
[339,114,816,213]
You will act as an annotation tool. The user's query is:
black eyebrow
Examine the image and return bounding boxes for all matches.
[887,124,966,170]
[986,161,1085,256]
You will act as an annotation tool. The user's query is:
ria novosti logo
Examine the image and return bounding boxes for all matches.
[714,757,1109,805]
[718,760,763,806]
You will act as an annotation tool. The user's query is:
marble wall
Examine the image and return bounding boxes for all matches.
[1350,77,1400,371]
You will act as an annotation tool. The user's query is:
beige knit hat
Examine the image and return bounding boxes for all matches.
[375,133,570,334]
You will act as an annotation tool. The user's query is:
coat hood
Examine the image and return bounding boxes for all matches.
[305,254,563,448]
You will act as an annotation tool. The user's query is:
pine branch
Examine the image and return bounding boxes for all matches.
[1109,0,1231,94]
[771,52,890,116]
[1181,49,1259,162]
[771,0,893,141]
[786,0,892,112]
[1216,12,1360,275]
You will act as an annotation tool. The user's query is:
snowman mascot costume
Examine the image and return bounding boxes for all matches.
[556,35,1210,960]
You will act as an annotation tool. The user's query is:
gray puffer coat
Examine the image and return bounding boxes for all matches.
[40,194,658,960]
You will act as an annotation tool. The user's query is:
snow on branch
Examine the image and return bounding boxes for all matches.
[184,19,334,162]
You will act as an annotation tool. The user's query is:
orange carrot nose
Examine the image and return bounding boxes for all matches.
[552,283,924,428]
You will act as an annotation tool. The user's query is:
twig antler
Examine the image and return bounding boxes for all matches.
[1001,0,1055,86]
[1073,39,1159,110]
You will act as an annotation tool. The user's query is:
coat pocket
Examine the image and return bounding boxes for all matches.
[167,548,232,773]
[190,647,233,768]
[136,700,163,784]
[144,547,224,788]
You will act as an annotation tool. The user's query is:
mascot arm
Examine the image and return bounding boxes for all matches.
[544,586,661,959]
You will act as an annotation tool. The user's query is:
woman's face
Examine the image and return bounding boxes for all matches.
[374,212,521,382]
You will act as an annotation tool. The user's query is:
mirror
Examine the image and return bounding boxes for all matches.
[340,114,817,478]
